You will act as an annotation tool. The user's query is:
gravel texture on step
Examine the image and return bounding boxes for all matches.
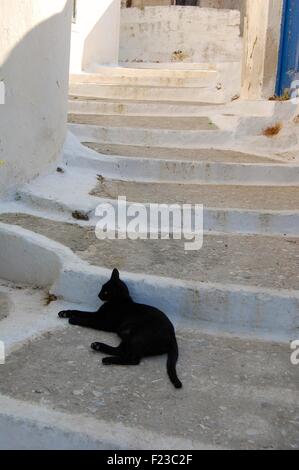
[0,327,298,450]
[68,114,217,131]
[90,178,299,211]
[83,142,281,164]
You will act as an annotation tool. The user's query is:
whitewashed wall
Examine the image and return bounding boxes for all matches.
[0,0,72,197]
[70,0,121,72]
[120,6,242,63]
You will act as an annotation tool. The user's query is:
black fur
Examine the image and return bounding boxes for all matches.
[58,269,182,389]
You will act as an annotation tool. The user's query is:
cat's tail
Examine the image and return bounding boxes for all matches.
[167,337,182,389]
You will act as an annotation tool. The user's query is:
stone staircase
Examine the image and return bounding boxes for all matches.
[2,68,299,338]
[1,67,299,449]
[69,66,231,104]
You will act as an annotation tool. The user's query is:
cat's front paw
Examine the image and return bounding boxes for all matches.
[58,310,71,319]
[91,342,103,352]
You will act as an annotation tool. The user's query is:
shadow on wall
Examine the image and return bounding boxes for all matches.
[0,1,72,197]
[82,1,120,70]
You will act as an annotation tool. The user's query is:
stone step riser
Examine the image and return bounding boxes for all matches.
[68,114,219,131]
[16,189,299,238]
[68,99,217,116]
[0,395,197,450]
[71,67,217,77]
[68,123,232,148]
[67,151,299,186]
[69,83,226,104]
[69,72,218,88]
[68,99,283,118]
[0,223,297,341]
[56,267,299,341]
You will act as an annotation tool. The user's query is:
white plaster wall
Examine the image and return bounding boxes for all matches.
[120,6,242,63]
[0,0,72,198]
[70,0,121,72]
[200,0,246,34]
[123,1,246,34]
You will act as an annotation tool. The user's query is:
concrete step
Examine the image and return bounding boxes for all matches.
[68,122,232,148]
[119,62,230,70]
[0,216,298,340]
[70,69,218,88]
[14,167,299,237]
[68,96,221,116]
[83,142,281,164]
[69,96,288,118]
[68,118,299,158]
[69,83,226,104]
[0,393,215,450]
[68,113,218,131]
[1,327,298,449]
[1,217,299,293]
[69,97,286,119]
[65,142,299,186]
[91,178,299,211]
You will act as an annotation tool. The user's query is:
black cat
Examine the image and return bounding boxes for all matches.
[58,269,182,389]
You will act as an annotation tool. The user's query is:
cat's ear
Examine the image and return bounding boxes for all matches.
[111,268,120,281]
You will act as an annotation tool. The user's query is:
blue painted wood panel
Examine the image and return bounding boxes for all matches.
[276,0,299,95]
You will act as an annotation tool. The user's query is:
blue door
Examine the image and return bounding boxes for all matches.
[276,0,299,95]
